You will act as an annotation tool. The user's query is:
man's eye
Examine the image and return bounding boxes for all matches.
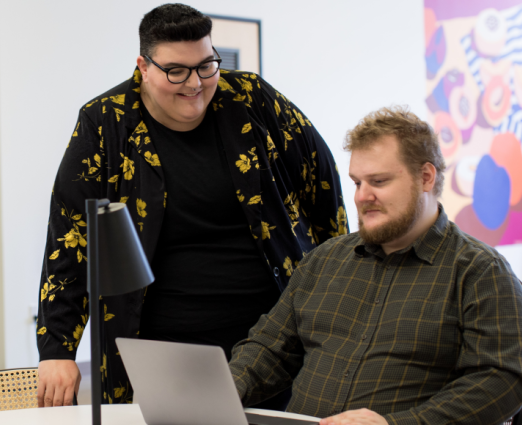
[168,68,185,76]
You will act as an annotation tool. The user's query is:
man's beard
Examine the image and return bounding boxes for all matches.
[358,184,424,246]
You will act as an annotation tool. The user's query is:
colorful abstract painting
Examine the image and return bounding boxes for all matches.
[425,0,522,246]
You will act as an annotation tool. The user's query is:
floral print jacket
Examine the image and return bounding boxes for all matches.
[37,68,348,403]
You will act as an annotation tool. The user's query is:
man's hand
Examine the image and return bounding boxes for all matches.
[319,408,388,425]
[37,360,81,407]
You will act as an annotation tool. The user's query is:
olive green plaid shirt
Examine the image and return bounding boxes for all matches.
[230,206,522,424]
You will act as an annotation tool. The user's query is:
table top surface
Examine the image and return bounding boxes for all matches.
[0,404,147,424]
[0,405,321,425]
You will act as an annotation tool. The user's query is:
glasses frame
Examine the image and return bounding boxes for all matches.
[144,47,222,84]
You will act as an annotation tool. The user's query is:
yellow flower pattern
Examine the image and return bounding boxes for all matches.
[136,199,147,218]
[144,151,161,166]
[120,154,135,180]
[261,222,276,240]
[236,154,251,173]
[38,67,346,406]
[329,206,349,238]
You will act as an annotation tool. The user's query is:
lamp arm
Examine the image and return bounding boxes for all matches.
[86,199,102,425]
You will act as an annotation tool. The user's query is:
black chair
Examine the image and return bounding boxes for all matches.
[513,411,522,425]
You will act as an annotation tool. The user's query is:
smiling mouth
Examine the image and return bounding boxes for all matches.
[179,92,200,97]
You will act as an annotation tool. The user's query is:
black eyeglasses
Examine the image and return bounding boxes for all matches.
[144,47,222,84]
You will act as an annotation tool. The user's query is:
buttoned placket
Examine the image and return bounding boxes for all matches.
[327,253,400,416]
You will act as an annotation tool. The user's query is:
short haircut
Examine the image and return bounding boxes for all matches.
[139,3,212,59]
[344,106,446,197]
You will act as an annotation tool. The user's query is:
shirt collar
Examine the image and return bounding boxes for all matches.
[354,204,450,264]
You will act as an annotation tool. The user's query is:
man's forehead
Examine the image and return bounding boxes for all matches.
[348,136,406,177]
[151,36,213,61]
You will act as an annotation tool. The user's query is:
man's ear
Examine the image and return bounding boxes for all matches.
[421,162,437,193]
[137,56,149,82]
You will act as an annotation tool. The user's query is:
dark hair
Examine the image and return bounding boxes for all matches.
[139,3,212,58]
[344,106,446,197]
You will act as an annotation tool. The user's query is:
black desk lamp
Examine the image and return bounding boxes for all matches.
[86,199,154,425]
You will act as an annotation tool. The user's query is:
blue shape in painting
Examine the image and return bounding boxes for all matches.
[426,77,449,113]
[426,69,464,113]
[426,26,446,79]
[472,154,511,230]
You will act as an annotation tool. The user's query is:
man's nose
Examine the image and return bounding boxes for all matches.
[185,69,202,88]
[356,182,376,203]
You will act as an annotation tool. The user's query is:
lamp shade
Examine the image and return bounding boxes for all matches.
[94,202,154,296]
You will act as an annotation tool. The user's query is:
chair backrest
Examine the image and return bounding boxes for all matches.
[505,412,522,425]
[0,368,39,411]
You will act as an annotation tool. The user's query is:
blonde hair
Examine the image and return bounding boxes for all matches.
[344,106,446,196]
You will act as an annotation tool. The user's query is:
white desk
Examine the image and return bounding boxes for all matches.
[0,404,147,424]
[0,405,321,425]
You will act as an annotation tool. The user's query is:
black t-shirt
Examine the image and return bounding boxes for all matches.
[139,105,280,356]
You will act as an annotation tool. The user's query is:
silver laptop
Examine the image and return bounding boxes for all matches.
[116,338,319,425]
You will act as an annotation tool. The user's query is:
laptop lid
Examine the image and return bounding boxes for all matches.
[116,337,249,425]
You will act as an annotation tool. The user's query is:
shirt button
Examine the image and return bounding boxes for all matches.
[375,299,380,304]
[344,371,349,377]
[362,335,367,340]
[273,267,280,277]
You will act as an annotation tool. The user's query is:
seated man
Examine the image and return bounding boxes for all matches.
[229,106,522,425]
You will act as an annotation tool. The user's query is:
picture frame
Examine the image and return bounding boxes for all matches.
[208,14,262,76]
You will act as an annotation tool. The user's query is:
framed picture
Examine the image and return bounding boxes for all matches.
[208,14,262,76]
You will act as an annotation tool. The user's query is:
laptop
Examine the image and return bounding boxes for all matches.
[116,338,320,425]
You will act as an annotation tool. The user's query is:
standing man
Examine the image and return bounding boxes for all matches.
[229,106,522,424]
[37,4,347,408]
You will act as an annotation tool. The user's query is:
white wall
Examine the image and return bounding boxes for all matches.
[0,0,518,369]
